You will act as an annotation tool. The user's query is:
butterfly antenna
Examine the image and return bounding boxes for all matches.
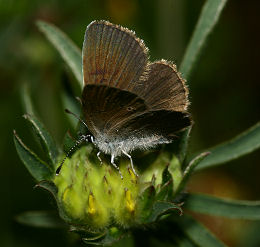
[65,109,88,129]
[56,135,91,175]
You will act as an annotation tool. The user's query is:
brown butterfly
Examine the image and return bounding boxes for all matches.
[58,21,191,178]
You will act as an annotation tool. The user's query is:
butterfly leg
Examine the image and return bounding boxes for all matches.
[111,155,123,179]
[97,151,102,166]
[122,150,138,177]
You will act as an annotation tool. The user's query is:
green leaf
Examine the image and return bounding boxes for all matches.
[175,237,197,247]
[184,193,260,220]
[23,114,58,168]
[194,122,260,171]
[37,20,83,88]
[20,82,37,116]
[16,211,66,229]
[165,128,191,164]
[63,130,76,153]
[147,201,182,223]
[14,131,53,181]
[61,90,81,128]
[175,152,210,195]
[180,0,228,79]
[177,128,192,164]
[174,214,227,247]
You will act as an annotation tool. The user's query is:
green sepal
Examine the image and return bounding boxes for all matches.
[13,131,53,181]
[162,164,172,185]
[69,226,107,242]
[16,210,67,229]
[23,114,58,168]
[156,180,174,201]
[35,180,72,223]
[35,180,58,197]
[82,227,127,246]
[146,201,183,223]
[168,155,182,193]
[157,164,174,201]
[138,185,156,223]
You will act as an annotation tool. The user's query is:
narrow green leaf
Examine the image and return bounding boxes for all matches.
[23,114,58,168]
[61,90,81,128]
[175,152,210,195]
[16,211,66,229]
[13,131,53,181]
[195,122,260,171]
[175,237,197,247]
[37,20,83,88]
[178,128,192,164]
[20,82,36,116]
[185,193,260,220]
[180,0,228,79]
[165,128,191,164]
[63,130,76,153]
[147,201,182,223]
[175,215,227,247]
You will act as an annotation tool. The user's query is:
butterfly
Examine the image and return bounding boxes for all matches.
[58,20,191,178]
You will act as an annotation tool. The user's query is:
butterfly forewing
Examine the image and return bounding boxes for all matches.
[83,21,149,90]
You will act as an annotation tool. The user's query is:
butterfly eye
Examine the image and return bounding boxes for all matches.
[127,106,135,112]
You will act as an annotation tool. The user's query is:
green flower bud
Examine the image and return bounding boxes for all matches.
[53,144,183,237]
[54,146,142,230]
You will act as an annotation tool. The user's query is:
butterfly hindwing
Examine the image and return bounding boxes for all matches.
[82,85,147,138]
[121,110,191,139]
[132,60,189,112]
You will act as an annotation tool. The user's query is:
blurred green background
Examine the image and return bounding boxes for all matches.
[1,0,260,246]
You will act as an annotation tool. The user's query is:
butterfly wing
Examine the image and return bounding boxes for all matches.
[118,110,191,150]
[81,21,191,154]
[116,60,191,150]
[83,20,149,90]
[132,60,189,112]
[82,84,147,138]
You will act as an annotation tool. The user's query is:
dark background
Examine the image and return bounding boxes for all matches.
[0,0,259,246]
